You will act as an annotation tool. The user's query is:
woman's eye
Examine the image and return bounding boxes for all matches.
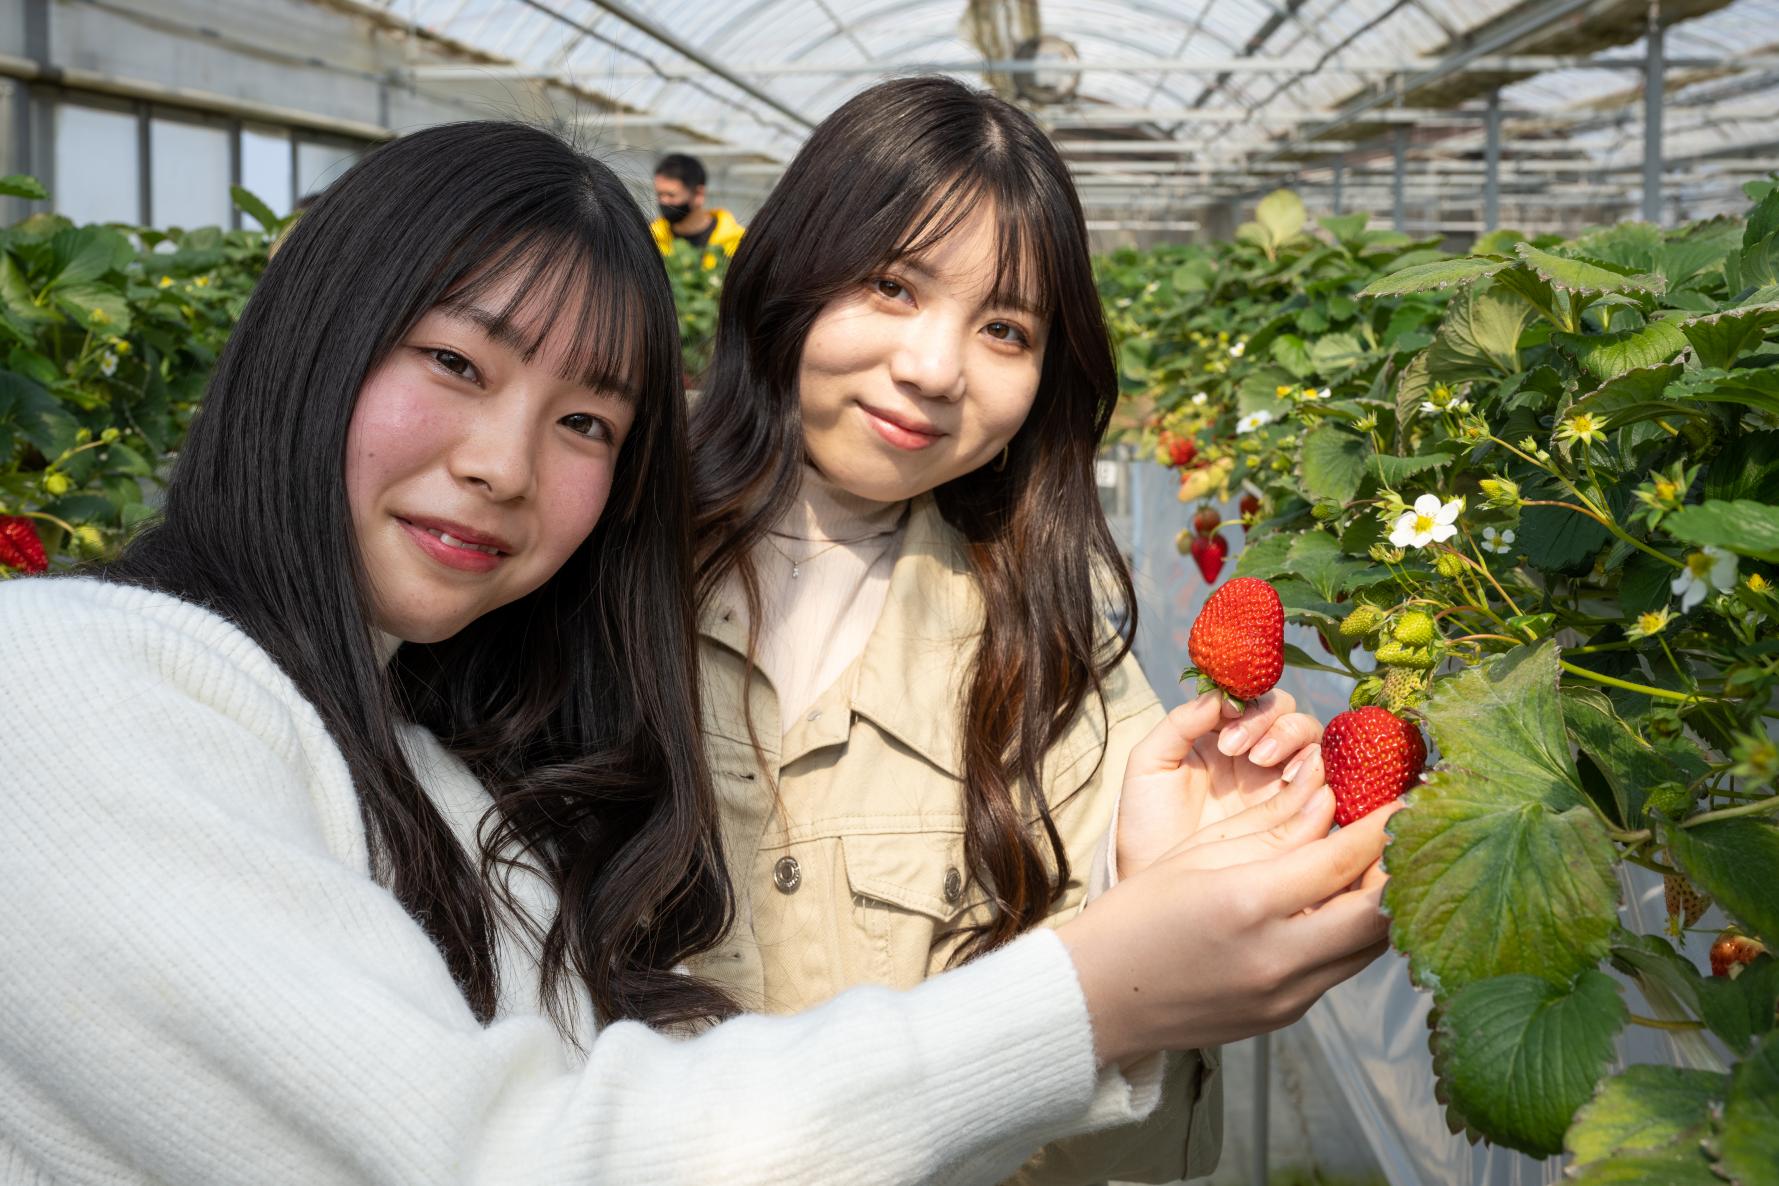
[985,320,1029,346]
[429,348,478,380]
[561,413,611,441]
[872,277,910,302]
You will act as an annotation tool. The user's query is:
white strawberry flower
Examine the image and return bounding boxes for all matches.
[1481,526,1515,554]
[99,351,118,377]
[1228,341,1246,359]
[1389,494,1463,549]
[1671,546,1737,611]
[1236,409,1274,434]
[1191,391,1208,405]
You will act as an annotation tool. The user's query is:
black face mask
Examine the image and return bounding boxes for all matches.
[658,201,693,223]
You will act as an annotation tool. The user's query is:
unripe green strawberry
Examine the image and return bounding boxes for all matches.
[1434,552,1466,579]
[1322,707,1428,826]
[1349,676,1384,710]
[1643,782,1695,821]
[1374,640,1437,669]
[1339,604,1386,639]
[1392,610,1439,647]
[1185,576,1285,705]
[1380,666,1424,714]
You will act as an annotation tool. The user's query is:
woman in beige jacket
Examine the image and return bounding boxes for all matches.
[688,78,1367,1185]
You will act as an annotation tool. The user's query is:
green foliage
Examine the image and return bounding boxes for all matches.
[0,182,288,571]
[1100,189,1779,1162]
[659,239,730,385]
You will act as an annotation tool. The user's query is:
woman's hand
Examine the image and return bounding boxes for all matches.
[1115,691,1325,879]
[1057,788,1396,1066]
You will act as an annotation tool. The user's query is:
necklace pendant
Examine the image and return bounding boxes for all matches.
[791,564,801,579]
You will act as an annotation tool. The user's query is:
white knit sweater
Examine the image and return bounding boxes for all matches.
[0,578,1159,1186]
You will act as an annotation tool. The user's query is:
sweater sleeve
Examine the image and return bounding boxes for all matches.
[999,652,1224,1186]
[0,580,1108,1186]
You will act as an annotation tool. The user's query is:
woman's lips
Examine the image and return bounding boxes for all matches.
[859,404,944,451]
[397,516,510,573]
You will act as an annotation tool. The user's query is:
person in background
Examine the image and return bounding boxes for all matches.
[651,152,745,266]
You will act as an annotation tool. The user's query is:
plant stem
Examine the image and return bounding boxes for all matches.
[1452,633,1520,646]
[1559,660,1710,704]
[1623,851,1679,876]
[1522,499,1683,570]
[1683,797,1779,827]
[1610,827,1655,845]
[1627,1014,1706,1032]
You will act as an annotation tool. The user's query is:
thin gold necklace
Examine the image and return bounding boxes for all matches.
[763,533,857,579]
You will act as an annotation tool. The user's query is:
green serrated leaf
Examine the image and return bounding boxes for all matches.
[1271,576,1343,626]
[1270,332,1315,378]
[1662,817,1779,945]
[2,371,80,457]
[1282,531,1375,601]
[229,185,280,232]
[1254,189,1307,250]
[0,173,48,200]
[1370,452,1452,485]
[1233,532,1293,580]
[1282,641,1350,676]
[1717,1030,1779,1185]
[1564,689,1686,826]
[1519,485,1612,574]
[1727,235,1779,295]
[1298,425,1370,504]
[1360,255,1513,297]
[1566,1063,1727,1167]
[53,282,132,335]
[1384,644,1619,995]
[1747,190,1779,249]
[1516,243,1667,298]
[1554,319,1689,381]
[1395,348,1431,432]
[1664,499,1779,564]
[1308,331,1367,374]
[1432,969,1626,1157]
[1703,430,1779,504]
[1677,302,1779,369]
[1568,1141,1726,1185]
[1428,282,1533,377]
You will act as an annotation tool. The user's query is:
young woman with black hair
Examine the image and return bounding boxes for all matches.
[0,119,1392,1186]
[689,77,1389,1184]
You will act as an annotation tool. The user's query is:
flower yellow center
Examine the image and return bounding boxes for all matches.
[1413,514,1436,534]
[1686,552,1714,578]
[1654,478,1678,501]
[1637,612,1666,635]
[1750,574,1771,593]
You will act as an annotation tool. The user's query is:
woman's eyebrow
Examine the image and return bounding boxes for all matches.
[434,303,643,402]
[896,258,1044,318]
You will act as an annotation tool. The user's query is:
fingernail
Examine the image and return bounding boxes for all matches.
[1218,725,1249,754]
[1250,738,1280,764]
[1221,697,1243,718]
[1299,786,1332,817]
[1283,744,1318,783]
[1192,690,1221,712]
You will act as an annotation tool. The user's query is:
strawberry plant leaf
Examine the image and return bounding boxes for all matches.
[1431,969,1626,1157]
[1662,817,1779,946]
[1515,244,1667,298]
[1385,643,1620,994]
[1568,1141,1726,1185]
[1282,531,1374,601]
[1428,283,1533,378]
[1233,532,1293,579]
[1664,499,1779,565]
[1298,425,1370,504]
[1702,430,1779,504]
[1677,302,1779,369]
[1566,1063,1727,1167]
[0,173,48,200]
[1359,255,1513,297]
[1553,319,1688,382]
[1563,689,1692,826]
[1715,1029,1779,1184]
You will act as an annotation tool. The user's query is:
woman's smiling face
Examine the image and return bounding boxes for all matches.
[796,205,1049,503]
[345,272,637,644]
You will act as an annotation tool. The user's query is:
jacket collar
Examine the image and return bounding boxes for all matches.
[700,494,978,778]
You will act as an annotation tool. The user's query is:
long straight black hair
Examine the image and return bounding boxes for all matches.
[690,77,1136,962]
[106,121,736,1033]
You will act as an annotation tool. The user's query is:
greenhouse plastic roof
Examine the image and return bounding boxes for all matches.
[366,0,1779,229]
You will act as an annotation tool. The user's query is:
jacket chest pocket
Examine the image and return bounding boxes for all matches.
[840,830,985,989]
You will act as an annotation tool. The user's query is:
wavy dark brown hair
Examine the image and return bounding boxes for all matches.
[104,121,736,1035]
[690,77,1135,961]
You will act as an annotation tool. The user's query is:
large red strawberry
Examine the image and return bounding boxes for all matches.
[1167,435,1198,468]
[1322,707,1427,826]
[1188,532,1227,584]
[1710,931,1766,978]
[1185,575,1283,704]
[0,516,48,574]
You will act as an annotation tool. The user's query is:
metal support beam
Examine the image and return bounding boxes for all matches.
[1332,155,1344,214]
[1643,2,1665,225]
[1485,89,1502,231]
[1393,127,1407,232]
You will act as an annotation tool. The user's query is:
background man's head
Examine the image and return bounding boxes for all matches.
[653,154,708,225]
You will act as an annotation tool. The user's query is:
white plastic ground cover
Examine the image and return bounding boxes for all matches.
[1116,457,1726,1186]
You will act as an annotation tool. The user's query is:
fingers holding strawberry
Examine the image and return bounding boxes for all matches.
[1184,576,1285,709]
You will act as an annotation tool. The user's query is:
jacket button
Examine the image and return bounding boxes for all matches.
[943,866,963,905]
[773,856,802,894]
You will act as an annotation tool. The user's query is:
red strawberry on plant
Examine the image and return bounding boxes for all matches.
[1168,435,1198,468]
[1188,533,1227,583]
[1240,493,1261,521]
[1710,931,1766,977]
[1193,506,1221,537]
[0,516,48,574]
[1322,707,1427,826]
[1184,575,1283,705]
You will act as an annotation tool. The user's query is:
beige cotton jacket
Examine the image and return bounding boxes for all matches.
[691,494,1222,1185]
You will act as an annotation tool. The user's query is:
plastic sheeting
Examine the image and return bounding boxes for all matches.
[1110,456,1731,1186]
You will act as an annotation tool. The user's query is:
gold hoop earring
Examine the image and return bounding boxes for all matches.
[993,444,1010,472]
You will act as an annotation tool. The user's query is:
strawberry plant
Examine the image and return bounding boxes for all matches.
[0,175,283,571]
[660,237,729,386]
[1101,182,1779,1176]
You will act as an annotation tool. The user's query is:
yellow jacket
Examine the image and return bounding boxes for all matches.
[651,207,745,268]
[693,494,1222,1185]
